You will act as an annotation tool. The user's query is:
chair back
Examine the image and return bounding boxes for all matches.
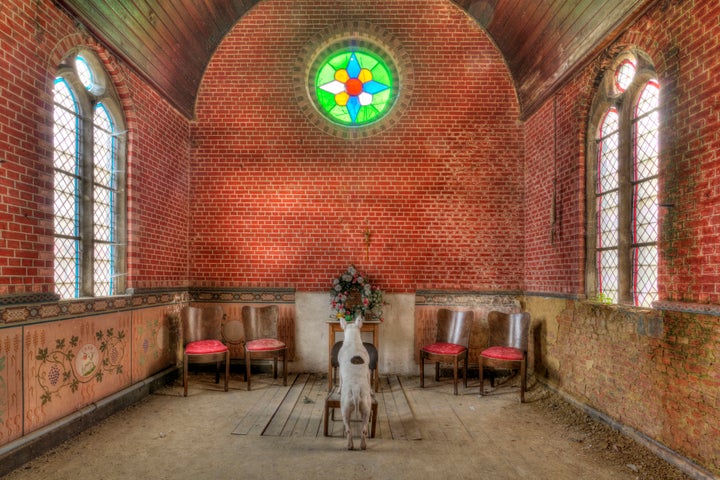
[241,305,279,342]
[436,308,474,346]
[182,305,224,345]
[487,311,530,351]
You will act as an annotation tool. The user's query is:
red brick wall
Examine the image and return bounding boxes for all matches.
[523,88,587,296]
[191,0,524,292]
[0,0,191,297]
[654,1,720,305]
[0,1,56,297]
[125,82,191,291]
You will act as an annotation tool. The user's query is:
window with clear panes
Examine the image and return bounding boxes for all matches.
[52,50,126,298]
[587,50,660,307]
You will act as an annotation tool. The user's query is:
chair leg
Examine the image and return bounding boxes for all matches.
[463,354,468,388]
[452,356,459,395]
[282,350,287,386]
[245,351,252,391]
[214,361,221,384]
[435,361,440,382]
[183,354,189,397]
[323,400,330,436]
[273,356,278,379]
[419,354,425,388]
[479,359,484,396]
[224,350,230,392]
[520,358,527,403]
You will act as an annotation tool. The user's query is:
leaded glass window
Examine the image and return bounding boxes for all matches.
[92,103,116,297]
[52,51,125,298]
[596,108,620,303]
[53,78,81,299]
[589,51,660,307]
[632,81,660,307]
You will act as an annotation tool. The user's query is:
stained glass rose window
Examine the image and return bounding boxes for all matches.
[293,22,412,138]
[315,50,394,126]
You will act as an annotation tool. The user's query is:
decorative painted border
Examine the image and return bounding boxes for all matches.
[0,292,61,306]
[415,290,521,307]
[653,300,720,317]
[523,290,585,300]
[0,290,188,325]
[189,287,295,304]
[0,287,297,324]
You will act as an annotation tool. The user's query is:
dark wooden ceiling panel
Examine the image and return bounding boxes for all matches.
[458,0,659,116]
[56,0,258,118]
[56,0,658,119]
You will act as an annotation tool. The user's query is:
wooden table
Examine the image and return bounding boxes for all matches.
[327,321,381,391]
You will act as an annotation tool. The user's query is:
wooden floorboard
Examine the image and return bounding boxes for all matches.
[231,373,298,435]
[389,376,422,440]
[262,373,308,436]
[234,374,422,440]
[374,376,392,438]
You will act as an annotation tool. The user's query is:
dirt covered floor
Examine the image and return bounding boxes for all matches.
[3,373,695,480]
[533,392,692,480]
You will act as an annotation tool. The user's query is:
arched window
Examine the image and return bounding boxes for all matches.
[587,51,660,307]
[52,50,126,298]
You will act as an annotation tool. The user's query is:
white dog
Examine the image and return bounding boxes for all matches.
[338,313,373,450]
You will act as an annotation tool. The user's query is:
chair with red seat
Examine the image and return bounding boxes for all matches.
[479,310,531,402]
[419,308,474,395]
[242,305,287,390]
[182,305,230,397]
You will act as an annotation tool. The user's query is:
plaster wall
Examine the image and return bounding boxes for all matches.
[293,293,416,375]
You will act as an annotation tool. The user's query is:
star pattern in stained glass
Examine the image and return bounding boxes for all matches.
[316,51,392,126]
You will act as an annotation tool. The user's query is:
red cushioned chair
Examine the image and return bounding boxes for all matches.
[419,308,474,395]
[242,305,287,390]
[479,311,531,403]
[182,305,230,397]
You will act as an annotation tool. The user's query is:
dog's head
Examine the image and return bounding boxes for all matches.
[340,311,364,331]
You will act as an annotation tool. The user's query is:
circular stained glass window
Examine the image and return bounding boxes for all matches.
[315,50,394,126]
[293,21,413,139]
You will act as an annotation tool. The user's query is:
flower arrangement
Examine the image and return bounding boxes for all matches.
[330,265,385,322]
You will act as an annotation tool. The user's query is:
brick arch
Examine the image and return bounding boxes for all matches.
[47,34,137,132]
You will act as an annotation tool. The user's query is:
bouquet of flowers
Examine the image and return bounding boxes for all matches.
[330,265,385,322]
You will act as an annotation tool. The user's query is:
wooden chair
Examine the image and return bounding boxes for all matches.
[419,308,474,395]
[182,305,230,397]
[323,390,377,438]
[479,311,531,402]
[330,340,379,392]
[242,305,287,390]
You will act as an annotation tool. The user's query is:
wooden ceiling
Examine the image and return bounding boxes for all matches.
[55,0,658,119]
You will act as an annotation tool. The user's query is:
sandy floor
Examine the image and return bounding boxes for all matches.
[3,372,692,480]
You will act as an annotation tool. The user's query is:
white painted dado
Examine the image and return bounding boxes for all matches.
[293,292,417,375]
